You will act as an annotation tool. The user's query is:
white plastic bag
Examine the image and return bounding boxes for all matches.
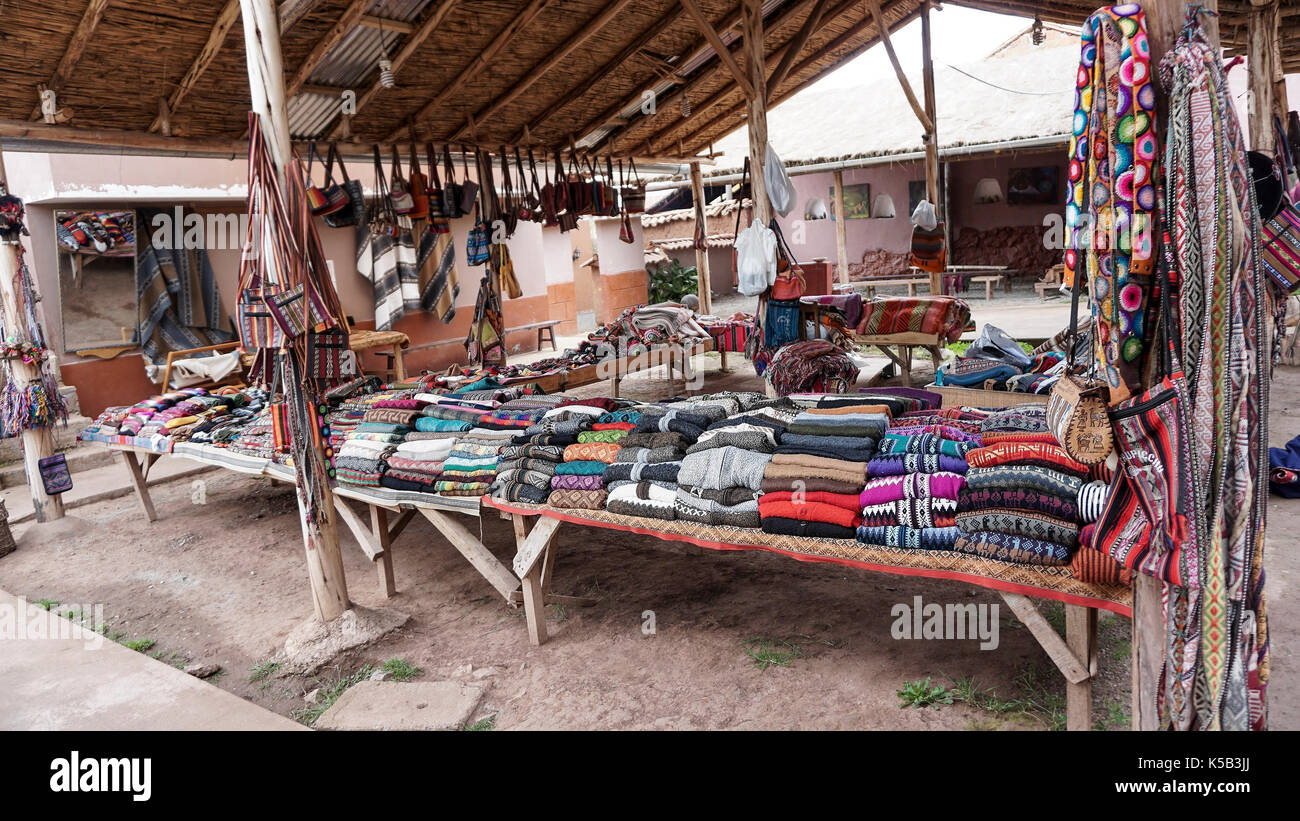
[764,142,797,217]
[911,198,938,230]
[735,220,777,296]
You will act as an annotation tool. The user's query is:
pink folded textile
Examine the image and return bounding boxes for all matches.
[859,471,965,507]
[373,399,428,410]
[550,474,604,491]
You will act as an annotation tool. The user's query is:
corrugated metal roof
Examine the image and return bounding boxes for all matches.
[289,0,431,139]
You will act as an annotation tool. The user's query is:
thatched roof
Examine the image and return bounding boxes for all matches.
[705,22,1078,175]
[0,0,1292,163]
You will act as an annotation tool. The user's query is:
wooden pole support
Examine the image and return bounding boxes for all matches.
[832,169,849,284]
[689,161,714,314]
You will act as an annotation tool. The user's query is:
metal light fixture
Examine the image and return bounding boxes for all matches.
[1031,14,1045,46]
[378,19,396,88]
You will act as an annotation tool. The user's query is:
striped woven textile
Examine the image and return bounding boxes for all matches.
[853,296,971,343]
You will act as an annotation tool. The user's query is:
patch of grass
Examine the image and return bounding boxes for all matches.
[1094,699,1129,731]
[1040,601,1067,635]
[121,637,156,653]
[741,637,802,671]
[34,598,59,611]
[464,715,497,731]
[548,603,569,622]
[947,671,1064,729]
[380,658,422,682]
[898,677,954,710]
[291,665,376,727]
[249,660,282,683]
[58,608,82,621]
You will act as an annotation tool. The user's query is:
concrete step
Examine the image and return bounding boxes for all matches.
[0,414,92,468]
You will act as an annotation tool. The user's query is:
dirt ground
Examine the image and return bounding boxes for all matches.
[3,347,1296,731]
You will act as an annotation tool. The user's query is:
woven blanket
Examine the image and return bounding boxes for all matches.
[500,444,565,462]
[963,466,1082,498]
[956,509,1078,548]
[564,442,622,463]
[958,487,1078,521]
[555,460,607,476]
[859,472,966,506]
[862,498,958,529]
[953,531,1072,566]
[964,442,1089,476]
[606,481,676,520]
[602,461,681,485]
[551,473,605,491]
[878,433,974,458]
[867,453,968,477]
[549,488,609,510]
[854,296,971,343]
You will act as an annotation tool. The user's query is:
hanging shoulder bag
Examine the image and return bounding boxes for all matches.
[621,158,646,214]
[425,142,450,230]
[442,144,465,219]
[458,145,480,215]
[323,143,365,228]
[466,203,489,266]
[389,146,415,214]
[769,219,806,301]
[406,140,430,220]
[1045,268,1113,465]
[305,142,348,216]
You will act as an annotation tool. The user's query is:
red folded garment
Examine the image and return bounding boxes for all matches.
[965,441,1088,475]
[758,490,861,513]
[978,431,1059,446]
[592,421,636,431]
[559,397,619,412]
[757,499,862,529]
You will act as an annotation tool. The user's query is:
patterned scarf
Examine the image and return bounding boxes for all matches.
[1064,4,1158,394]
[1159,10,1269,731]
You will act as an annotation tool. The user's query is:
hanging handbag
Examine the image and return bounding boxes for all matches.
[1045,266,1113,465]
[442,144,465,219]
[499,147,519,236]
[323,143,365,228]
[619,206,635,244]
[909,221,947,273]
[516,148,538,222]
[406,140,430,220]
[458,145,480,215]
[425,142,450,231]
[621,158,646,214]
[1093,226,1201,588]
[305,143,348,216]
[368,146,402,238]
[305,326,349,382]
[466,203,489,266]
[493,241,523,299]
[1260,200,1300,293]
[389,146,415,214]
[769,219,806,301]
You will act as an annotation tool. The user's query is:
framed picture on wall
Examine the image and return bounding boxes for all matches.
[1006,165,1060,205]
[908,180,926,215]
[830,183,872,219]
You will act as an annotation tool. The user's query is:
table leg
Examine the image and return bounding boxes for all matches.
[119,451,158,523]
[1065,604,1098,731]
[985,280,994,301]
[392,344,406,381]
[371,505,396,598]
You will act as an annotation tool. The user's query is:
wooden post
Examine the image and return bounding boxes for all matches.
[920,0,942,296]
[0,144,64,523]
[689,161,713,314]
[832,169,849,284]
[239,0,350,622]
[1246,0,1279,154]
[742,0,772,227]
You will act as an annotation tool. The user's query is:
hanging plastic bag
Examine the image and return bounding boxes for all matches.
[735,220,777,296]
[764,141,797,217]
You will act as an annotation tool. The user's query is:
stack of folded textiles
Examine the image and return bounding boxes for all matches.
[1068,465,1130,584]
[757,400,879,538]
[491,441,567,504]
[516,398,614,446]
[602,427,689,519]
[550,418,629,509]
[856,471,967,549]
[477,394,570,430]
[954,435,1088,566]
[439,427,514,496]
[227,408,281,460]
[676,445,772,528]
[381,435,454,493]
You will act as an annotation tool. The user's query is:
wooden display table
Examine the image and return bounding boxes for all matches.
[349,329,410,382]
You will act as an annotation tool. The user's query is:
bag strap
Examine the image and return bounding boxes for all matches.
[629,157,642,186]
[770,218,803,273]
[733,157,751,239]
[328,143,351,184]
[426,142,441,189]
[390,145,404,182]
[1064,244,1085,371]
[408,137,422,178]
[372,144,396,223]
[443,144,457,184]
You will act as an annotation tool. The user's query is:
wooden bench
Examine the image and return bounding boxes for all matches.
[512,319,560,351]
[838,278,931,297]
[969,274,1005,300]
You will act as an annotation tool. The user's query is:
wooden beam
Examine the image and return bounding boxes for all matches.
[742,0,770,225]
[920,0,941,296]
[512,515,562,579]
[866,0,934,133]
[1065,604,1098,732]
[563,4,748,151]
[999,593,1090,684]
[286,0,370,100]
[359,14,415,34]
[278,0,331,32]
[330,0,459,139]
[679,0,756,100]
[690,161,713,314]
[28,0,110,120]
[149,0,241,133]
[768,0,829,91]
[387,0,552,141]
[512,3,680,144]
[675,1,923,156]
[642,0,873,155]
[832,169,848,284]
[421,509,521,600]
[1246,0,1280,153]
[451,0,637,141]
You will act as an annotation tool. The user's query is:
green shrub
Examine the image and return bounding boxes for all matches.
[647,259,699,304]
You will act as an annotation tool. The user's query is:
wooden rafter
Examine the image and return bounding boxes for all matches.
[286,0,371,99]
[594,0,817,155]
[386,0,552,141]
[359,14,415,34]
[278,0,332,32]
[675,1,923,155]
[563,3,749,151]
[511,1,684,144]
[633,0,857,154]
[330,0,459,139]
[149,0,242,132]
[28,0,110,120]
[449,0,637,142]
[679,0,755,99]
[768,0,830,91]
[866,0,934,133]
